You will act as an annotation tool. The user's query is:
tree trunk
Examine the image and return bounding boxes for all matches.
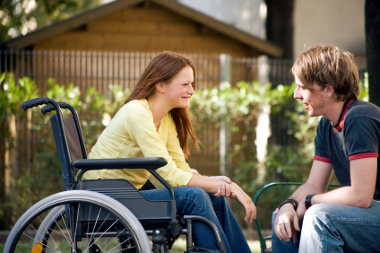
[266,0,295,60]
[365,0,380,106]
[0,118,6,229]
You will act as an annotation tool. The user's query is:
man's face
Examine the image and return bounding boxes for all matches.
[293,76,326,117]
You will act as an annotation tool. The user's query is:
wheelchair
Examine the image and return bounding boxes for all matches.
[3,97,227,253]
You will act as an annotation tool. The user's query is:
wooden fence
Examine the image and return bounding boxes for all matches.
[0,50,294,228]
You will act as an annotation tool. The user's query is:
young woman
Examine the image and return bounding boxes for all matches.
[83,51,255,252]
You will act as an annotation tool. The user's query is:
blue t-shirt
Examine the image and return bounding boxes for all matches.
[314,99,380,200]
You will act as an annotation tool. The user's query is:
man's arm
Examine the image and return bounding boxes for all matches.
[290,160,334,202]
[275,160,333,242]
[309,157,377,208]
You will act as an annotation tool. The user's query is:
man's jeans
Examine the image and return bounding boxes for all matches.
[271,200,380,253]
[141,186,251,253]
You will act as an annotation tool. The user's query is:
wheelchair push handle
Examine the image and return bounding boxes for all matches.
[22,97,50,111]
[41,102,68,115]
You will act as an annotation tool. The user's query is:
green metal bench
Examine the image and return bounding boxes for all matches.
[252,182,340,253]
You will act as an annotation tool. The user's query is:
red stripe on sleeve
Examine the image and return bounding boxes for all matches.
[349,153,378,161]
[314,156,331,163]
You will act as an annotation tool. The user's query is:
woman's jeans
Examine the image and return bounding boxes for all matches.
[141,186,251,253]
[271,200,380,253]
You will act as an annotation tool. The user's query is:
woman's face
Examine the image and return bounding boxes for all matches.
[163,66,194,109]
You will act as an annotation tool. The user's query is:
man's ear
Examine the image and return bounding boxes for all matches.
[155,82,165,93]
[326,83,334,97]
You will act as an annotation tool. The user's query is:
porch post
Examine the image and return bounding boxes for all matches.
[219,54,231,176]
[256,55,271,182]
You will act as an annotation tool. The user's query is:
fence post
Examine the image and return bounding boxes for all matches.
[219,54,231,176]
[256,55,271,183]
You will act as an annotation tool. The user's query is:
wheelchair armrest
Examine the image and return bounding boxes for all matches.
[72,157,167,170]
[74,157,177,219]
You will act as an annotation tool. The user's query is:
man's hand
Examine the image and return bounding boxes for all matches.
[296,198,307,219]
[275,204,301,243]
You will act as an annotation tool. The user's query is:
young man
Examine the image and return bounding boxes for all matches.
[272,45,380,252]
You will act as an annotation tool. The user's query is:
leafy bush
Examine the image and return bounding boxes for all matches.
[0,72,369,230]
[189,75,369,229]
[190,82,302,227]
[0,74,129,229]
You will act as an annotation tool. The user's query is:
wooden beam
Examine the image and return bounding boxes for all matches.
[34,33,250,57]
[100,5,189,22]
[87,21,199,35]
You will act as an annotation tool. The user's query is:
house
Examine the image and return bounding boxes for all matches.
[2,0,281,58]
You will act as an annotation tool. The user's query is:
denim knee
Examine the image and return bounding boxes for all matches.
[176,186,211,212]
[303,203,335,226]
[182,186,209,202]
[209,193,226,207]
[185,186,208,197]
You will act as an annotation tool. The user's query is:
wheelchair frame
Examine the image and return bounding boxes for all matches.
[3,97,227,253]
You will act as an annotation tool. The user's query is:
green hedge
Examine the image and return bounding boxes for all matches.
[0,73,369,230]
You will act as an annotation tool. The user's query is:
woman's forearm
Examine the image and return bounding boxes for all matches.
[187,173,225,193]
[188,173,256,221]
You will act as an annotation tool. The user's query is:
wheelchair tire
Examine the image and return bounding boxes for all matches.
[3,190,151,253]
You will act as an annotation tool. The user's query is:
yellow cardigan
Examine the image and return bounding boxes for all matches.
[82,99,198,189]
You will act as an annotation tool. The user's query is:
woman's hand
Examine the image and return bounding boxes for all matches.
[274,203,301,243]
[230,182,256,222]
[187,174,255,221]
[208,176,236,198]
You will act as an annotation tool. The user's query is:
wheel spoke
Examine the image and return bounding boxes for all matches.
[102,228,126,251]
[38,210,64,252]
[83,218,119,253]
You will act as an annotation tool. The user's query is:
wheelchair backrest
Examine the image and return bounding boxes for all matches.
[47,103,87,191]
[62,117,86,162]
[47,102,174,225]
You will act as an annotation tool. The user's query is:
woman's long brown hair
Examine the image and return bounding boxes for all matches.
[125,51,200,158]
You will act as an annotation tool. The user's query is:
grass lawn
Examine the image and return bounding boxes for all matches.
[0,238,270,252]
[171,238,269,253]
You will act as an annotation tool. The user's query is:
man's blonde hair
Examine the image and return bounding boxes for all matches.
[292,45,360,102]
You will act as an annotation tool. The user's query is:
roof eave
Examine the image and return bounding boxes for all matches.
[4,0,144,50]
[151,0,283,57]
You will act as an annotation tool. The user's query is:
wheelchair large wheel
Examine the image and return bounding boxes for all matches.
[3,190,151,253]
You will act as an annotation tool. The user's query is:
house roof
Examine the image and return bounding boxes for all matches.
[3,0,283,57]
